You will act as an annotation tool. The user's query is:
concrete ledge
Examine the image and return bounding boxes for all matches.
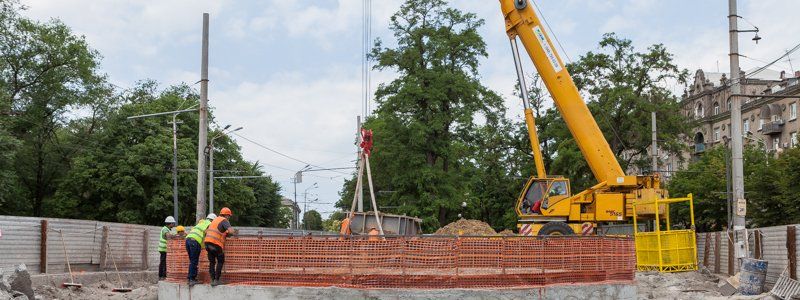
[158,281,636,300]
[31,271,157,287]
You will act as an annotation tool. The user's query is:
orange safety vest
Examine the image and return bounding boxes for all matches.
[339,218,351,235]
[203,216,228,249]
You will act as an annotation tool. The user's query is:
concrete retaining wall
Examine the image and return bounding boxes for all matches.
[158,281,636,300]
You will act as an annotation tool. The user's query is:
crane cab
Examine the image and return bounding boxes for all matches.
[516,177,571,217]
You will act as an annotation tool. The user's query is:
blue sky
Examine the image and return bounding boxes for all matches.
[21,0,800,219]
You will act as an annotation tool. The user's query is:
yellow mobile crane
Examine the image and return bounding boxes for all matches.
[499,0,672,236]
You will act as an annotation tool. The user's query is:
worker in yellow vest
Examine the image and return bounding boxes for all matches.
[203,207,238,286]
[158,216,176,280]
[185,213,215,286]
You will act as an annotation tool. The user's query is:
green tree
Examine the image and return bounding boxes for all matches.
[275,206,293,229]
[338,0,504,232]
[302,210,323,231]
[668,145,772,231]
[53,82,284,226]
[322,211,346,232]
[0,0,107,215]
[540,33,690,191]
[748,147,800,227]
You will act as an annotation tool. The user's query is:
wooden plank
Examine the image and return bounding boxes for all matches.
[703,232,710,267]
[99,226,109,270]
[728,231,734,275]
[754,230,762,259]
[788,226,797,280]
[142,229,149,270]
[715,232,721,273]
[40,220,48,274]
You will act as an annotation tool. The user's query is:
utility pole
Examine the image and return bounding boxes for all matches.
[728,0,747,259]
[651,112,658,174]
[127,108,198,222]
[195,13,210,222]
[170,115,183,221]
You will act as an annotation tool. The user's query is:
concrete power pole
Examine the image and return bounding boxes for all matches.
[170,114,183,221]
[195,13,210,222]
[651,112,658,174]
[728,0,747,259]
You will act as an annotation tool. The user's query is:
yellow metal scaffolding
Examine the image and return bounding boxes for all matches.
[633,194,698,272]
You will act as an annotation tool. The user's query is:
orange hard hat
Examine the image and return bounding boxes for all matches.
[220,207,233,216]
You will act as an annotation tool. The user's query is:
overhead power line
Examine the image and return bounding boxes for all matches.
[232,132,350,176]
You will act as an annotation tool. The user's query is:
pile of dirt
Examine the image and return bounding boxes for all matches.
[498,229,515,236]
[434,219,497,236]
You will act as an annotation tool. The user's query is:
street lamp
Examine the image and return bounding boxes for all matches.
[303,183,318,230]
[292,165,311,229]
[208,125,243,213]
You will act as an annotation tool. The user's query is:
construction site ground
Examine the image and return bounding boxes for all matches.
[636,271,776,300]
[14,270,781,299]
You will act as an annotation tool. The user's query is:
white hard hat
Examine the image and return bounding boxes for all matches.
[164,216,176,223]
[206,213,217,219]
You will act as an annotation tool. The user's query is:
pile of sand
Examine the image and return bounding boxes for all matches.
[498,229,515,236]
[434,219,497,236]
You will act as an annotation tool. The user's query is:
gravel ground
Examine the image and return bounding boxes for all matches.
[636,270,777,300]
[34,280,157,300]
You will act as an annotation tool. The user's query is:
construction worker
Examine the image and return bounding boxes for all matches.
[368,226,380,241]
[339,217,351,235]
[159,216,177,280]
[185,213,215,286]
[204,207,238,286]
[175,225,186,238]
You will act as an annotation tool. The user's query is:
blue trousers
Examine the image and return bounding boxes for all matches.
[185,239,202,280]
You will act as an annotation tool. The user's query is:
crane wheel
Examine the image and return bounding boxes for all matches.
[538,222,574,236]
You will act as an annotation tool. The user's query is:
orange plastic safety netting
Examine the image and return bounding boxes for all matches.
[166,235,635,288]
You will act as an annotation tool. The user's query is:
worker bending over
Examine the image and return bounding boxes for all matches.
[204,207,238,286]
[185,213,215,286]
[158,216,177,280]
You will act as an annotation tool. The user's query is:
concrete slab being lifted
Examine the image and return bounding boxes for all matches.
[158,281,636,300]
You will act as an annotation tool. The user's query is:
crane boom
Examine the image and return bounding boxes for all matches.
[500,0,624,184]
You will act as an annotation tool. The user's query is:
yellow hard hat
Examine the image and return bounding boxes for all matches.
[176,225,185,233]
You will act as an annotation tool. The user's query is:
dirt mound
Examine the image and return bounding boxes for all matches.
[498,229,515,236]
[435,219,497,236]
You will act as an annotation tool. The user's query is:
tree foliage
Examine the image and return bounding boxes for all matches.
[0,2,285,227]
[668,145,791,231]
[337,0,506,232]
[538,33,691,191]
[302,210,323,231]
[0,0,107,216]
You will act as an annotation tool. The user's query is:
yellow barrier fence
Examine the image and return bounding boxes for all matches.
[633,194,698,272]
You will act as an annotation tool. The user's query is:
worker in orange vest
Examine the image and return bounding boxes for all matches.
[339,217,351,235]
[368,226,380,241]
[203,207,238,286]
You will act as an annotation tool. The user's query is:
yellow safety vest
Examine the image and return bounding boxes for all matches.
[158,226,170,252]
[186,219,211,246]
